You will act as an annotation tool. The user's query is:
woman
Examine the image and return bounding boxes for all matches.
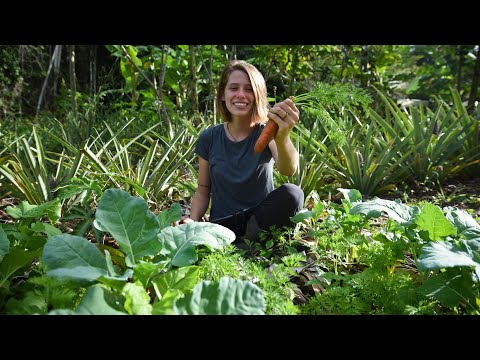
[176,60,304,247]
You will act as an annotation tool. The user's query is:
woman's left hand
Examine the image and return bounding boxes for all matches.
[267,97,300,140]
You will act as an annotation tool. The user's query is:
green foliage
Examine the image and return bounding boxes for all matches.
[2,45,480,316]
[4,271,84,315]
[0,127,57,204]
[198,247,299,315]
[172,276,266,315]
[374,87,479,186]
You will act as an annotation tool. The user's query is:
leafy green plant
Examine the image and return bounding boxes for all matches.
[36,188,269,315]
[276,82,373,199]
[374,87,479,186]
[0,198,62,313]
[349,197,480,313]
[328,113,415,196]
[293,82,372,147]
[0,127,55,204]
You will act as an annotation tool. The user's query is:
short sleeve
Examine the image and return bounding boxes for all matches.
[195,126,211,160]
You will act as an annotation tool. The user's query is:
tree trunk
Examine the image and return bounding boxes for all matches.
[88,45,97,138]
[467,46,480,115]
[158,45,173,137]
[188,45,199,115]
[456,45,465,93]
[35,45,62,120]
[197,45,217,124]
[69,45,78,119]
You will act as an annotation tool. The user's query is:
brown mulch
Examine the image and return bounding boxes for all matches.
[384,178,480,219]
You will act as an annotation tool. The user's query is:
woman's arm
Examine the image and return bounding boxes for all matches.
[176,156,211,225]
[189,156,211,221]
[268,97,300,176]
[269,136,298,177]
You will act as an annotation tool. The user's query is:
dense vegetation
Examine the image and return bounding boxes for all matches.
[0,45,479,315]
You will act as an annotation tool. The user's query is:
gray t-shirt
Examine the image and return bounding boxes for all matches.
[195,123,274,221]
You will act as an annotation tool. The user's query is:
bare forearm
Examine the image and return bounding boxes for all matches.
[189,190,210,221]
[274,137,298,176]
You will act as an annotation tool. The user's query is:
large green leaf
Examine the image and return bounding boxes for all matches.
[152,265,199,298]
[172,276,266,315]
[421,268,477,309]
[6,198,62,224]
[415,203,456,241]
[418,239,480,281]
[123,281,153,315]
[157,202,182,231]
[349,198,420,226]
[0,247,41,289]
[94,188,161,266]
[0,225,8,258]
[158,222,235,267]
[42,234,109,285]
[49,284,127,315]
[444,207,480,240]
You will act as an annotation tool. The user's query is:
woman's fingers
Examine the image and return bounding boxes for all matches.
[269,98,300,125]
[172,216,194,227]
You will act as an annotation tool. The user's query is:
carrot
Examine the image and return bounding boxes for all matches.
[254,119,278,154]
[254,96,294,154]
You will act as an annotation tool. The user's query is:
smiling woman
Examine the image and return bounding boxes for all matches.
[174,60,304,248]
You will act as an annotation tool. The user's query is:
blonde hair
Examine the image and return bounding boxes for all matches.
[216,60,269,124]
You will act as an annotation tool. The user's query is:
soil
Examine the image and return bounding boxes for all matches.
[385,178,480,219]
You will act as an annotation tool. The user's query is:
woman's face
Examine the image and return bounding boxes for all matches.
[222,70,254,119]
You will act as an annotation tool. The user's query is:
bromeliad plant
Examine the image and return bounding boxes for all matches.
[373,87,480,186]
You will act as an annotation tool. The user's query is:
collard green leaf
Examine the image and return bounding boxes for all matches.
[172,276,266,315]
[349,197,419,225]
[151,288,183,315]
[418,239,480,280]
[46,267,109,285]
[123,281,152,315]
[131,260,169,289]
[152,265,199,298]
[420,267,477,309]
[415,203,456,241]
[158,222,235,267]
[30,221,62,237]
[0,247,41,288]
[444,206,480,240]
[338,188,362,204]
[74,284,127,315]
[6,198,62,224]
[0,225,9,258]
[157,202,182,230]
[94,188,161,266]
[42,234,109,285]
[291,209,316,223]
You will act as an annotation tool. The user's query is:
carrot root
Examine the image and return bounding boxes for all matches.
[254,119,278,154]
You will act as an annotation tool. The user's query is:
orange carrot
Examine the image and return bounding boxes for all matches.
[254,96,294,154]
[254,119,278,154]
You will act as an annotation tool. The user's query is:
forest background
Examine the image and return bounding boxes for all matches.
[0,45,479,317]
[1,45,479,205]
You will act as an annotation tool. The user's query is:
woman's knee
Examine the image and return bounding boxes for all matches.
[279,183,304,211]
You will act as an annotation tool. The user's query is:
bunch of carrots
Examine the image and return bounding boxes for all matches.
[254,82,372,154]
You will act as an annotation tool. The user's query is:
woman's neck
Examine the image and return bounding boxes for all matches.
[225,120,255,142]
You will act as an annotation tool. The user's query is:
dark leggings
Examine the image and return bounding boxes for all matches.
[212,183,304,238]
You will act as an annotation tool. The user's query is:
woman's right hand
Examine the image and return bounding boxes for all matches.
[172,216,195,227]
